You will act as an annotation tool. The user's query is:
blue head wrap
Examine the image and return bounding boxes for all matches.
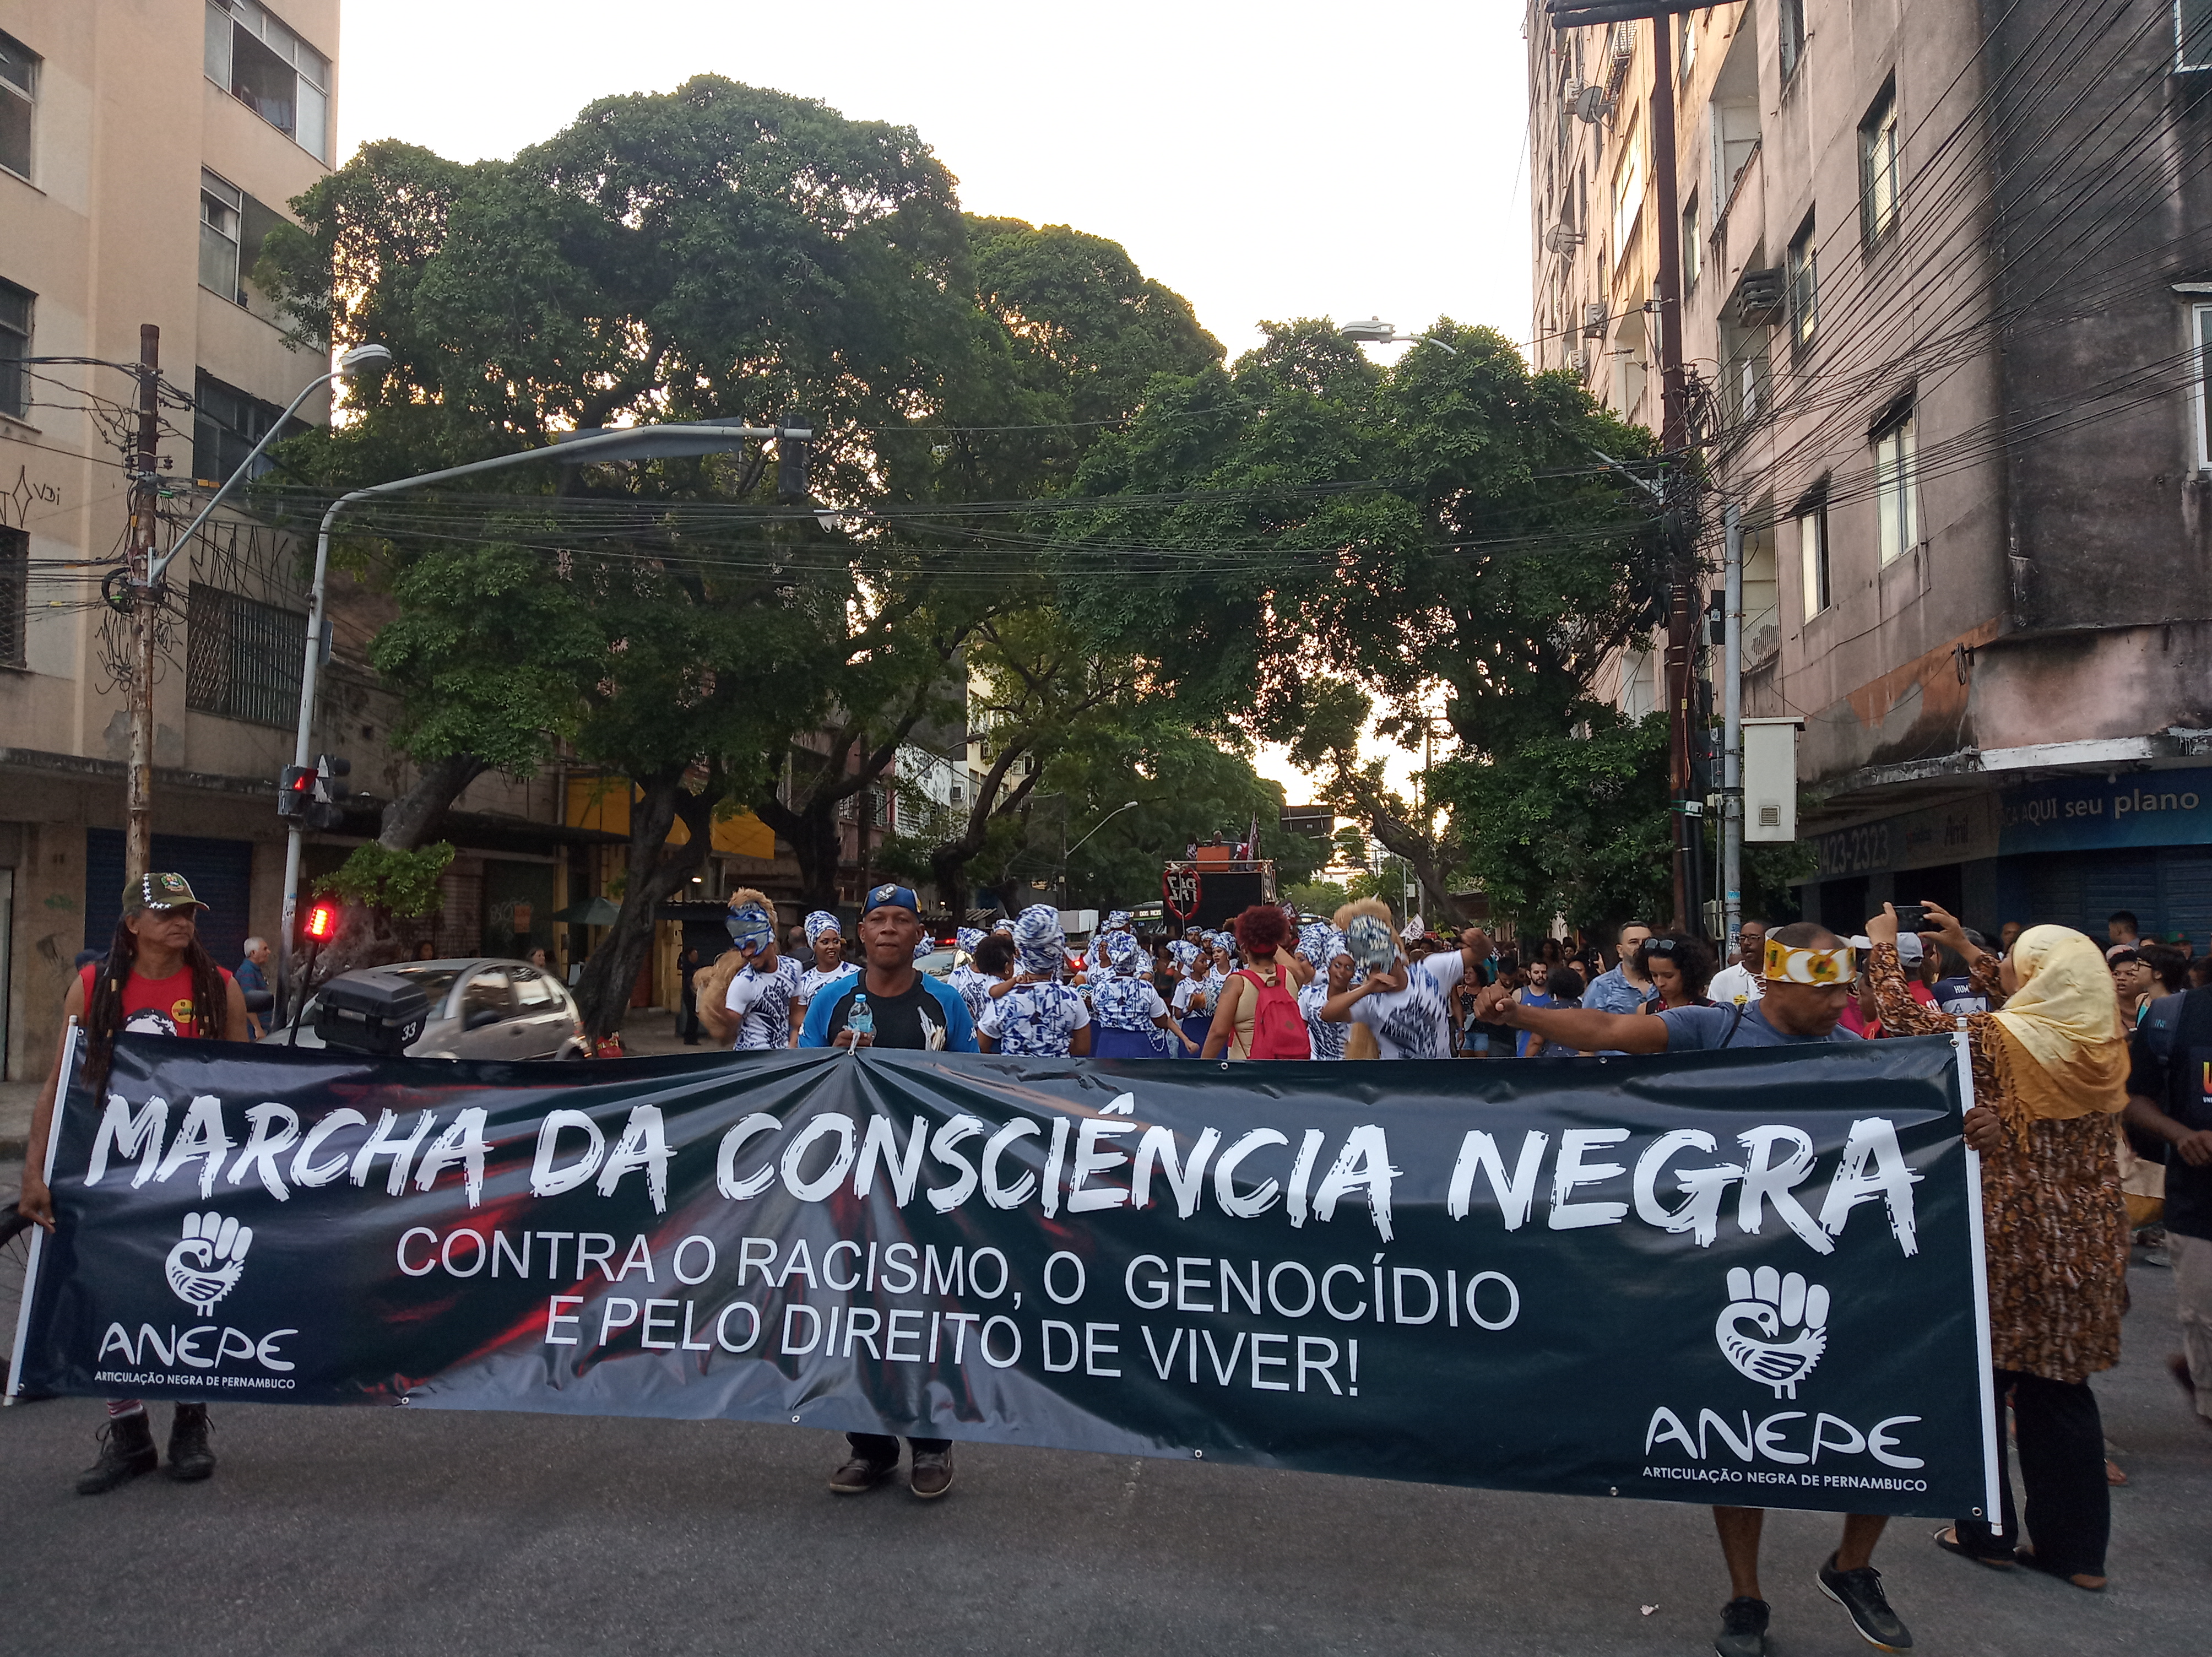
[804,910,842,947]
[1105,910,1133,933]
[1169,940,1200,970]
[1013,903,1065,975]
[914,936,936,962]
[1100,930,1143,976]
[724,899,774,954]
[956,927,985,956]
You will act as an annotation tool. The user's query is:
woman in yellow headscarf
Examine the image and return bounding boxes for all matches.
[1866,905,2129,1591]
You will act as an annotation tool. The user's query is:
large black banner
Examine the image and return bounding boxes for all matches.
[9,1032,1998,1519]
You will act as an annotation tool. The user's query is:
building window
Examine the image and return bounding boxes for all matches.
[0,277,30,419]
[1860,82,1901,248]
[0,29,36,181]
[186,584,306,726]
[200,172,245,304]
[0,524,25,667]
[1781,0,1807,83]
[1678,10,1696,78]
[2183,0,2212,71]
[204,2,330,162]
[1874,405,1920,564]
[1788,216,1819,354]
[2191,303,2212,468]
[1797,502,1830,619]
[192,369,301,484]
[1683,195,1701,294]
[1612,124,1645,256]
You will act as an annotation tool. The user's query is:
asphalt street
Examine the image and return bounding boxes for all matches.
[2,1200,2205,1657]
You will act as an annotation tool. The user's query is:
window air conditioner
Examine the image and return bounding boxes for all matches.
[1734,268,1787,328]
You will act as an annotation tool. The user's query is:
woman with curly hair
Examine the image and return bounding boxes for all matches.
[18,873,249,1496]
[1202,904,1314,1059]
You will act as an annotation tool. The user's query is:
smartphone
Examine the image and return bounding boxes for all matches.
[1893,902,1929,933]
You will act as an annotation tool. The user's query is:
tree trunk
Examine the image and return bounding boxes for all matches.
[755,786,845,913]
[378,751,488,850]
[573,768,713,1041]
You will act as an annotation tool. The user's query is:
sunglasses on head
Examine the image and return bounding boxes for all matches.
[1644,938,1681,956]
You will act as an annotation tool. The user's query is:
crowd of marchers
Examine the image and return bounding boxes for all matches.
[17,875,2209,1657]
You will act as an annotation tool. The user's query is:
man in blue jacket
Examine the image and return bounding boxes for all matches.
[798,883,974,1499]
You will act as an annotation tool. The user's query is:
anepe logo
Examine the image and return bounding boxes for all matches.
[166,1211,252,1317]
[1715,1265,1828,1399]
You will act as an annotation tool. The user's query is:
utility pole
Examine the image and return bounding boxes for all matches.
[124,323,161,883]
[1721,501,1743,956]
[1646,18,1697,934]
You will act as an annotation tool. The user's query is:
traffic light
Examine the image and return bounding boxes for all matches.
[303,898,340,943]
[277,765,315,820]
[776,413,810,503]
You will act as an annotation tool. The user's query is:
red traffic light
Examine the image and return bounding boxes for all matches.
[303,901,340,942]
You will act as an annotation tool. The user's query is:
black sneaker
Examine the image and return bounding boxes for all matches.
[166,1403,215,1481]
[1818,1553,1913,1651]
[76,1412,158,1495]
[1713,1596,1770,1657]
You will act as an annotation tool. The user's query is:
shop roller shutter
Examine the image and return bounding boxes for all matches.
[85,829,254,970]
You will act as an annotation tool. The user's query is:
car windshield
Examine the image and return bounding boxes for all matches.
[381,965,463,1008]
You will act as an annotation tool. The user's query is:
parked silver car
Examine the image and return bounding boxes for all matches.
[265,958,587,1060]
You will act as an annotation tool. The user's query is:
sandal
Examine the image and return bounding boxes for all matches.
[1934,1526,2016,1569]
[2015,1546,2106,1592]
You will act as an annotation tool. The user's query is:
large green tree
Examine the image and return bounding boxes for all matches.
[1048,318,1671,929]
[257,82,1224,1032]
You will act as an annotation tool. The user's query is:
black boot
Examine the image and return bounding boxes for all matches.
[76,1411,158,1495]
[166,1403,215,1481]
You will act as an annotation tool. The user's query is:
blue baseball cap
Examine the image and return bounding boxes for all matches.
[863,882,919,917]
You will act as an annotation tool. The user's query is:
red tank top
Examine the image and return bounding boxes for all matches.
[79,962,232,1039]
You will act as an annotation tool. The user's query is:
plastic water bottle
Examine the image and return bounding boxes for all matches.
[845,994,873,1043]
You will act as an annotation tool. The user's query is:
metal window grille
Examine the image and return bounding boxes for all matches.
[186,583,305,726]
[0,526,26,665]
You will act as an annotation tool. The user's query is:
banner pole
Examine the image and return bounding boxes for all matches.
[1953,1025,2002,1534]
[5,1017,77,1405]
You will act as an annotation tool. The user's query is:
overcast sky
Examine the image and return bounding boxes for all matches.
[338,0,1533,814]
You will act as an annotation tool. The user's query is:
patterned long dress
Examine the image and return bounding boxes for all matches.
[1868,945,2128,1382]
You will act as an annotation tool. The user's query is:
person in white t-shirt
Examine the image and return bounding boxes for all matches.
[1707,918,1769,1008]
[1315,899,1494,1059]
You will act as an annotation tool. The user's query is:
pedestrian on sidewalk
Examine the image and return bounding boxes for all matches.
[1867,904,2130,1593]
[235,935,274,1038]
[796,882,975,1499]
[1476,923,1913,1657]
[18,873,250,1495]
[677,947,703,1045]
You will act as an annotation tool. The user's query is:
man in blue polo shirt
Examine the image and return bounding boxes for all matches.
[798,883,975,1500]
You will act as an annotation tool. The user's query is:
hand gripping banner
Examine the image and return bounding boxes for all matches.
[9,1032,1999,1521]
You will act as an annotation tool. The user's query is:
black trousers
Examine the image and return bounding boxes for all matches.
[1954,1367,2109,1577]
[848,1432,950,1462]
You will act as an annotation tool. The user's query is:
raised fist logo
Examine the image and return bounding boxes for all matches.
[1715,1265,1829,1399]
[165,1211,252,1318]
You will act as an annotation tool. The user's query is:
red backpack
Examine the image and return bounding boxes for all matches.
[1235,968,1312,1059]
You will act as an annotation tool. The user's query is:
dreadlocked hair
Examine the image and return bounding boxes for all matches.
[82,914,230,1091]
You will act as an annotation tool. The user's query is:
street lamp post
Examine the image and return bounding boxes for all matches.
[123,344,395,880]
[275,414,811,999]
[1338,318,1458,355]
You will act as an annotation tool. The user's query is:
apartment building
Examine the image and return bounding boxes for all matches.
[1526,0,2212,941]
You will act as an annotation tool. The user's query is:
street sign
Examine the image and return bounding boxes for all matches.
[1162,865,1201,920]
